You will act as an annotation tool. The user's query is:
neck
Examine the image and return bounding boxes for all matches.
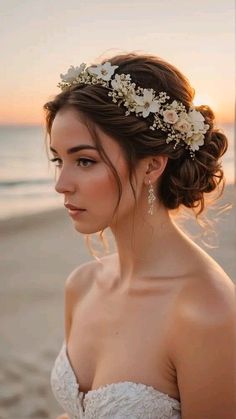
[109,201,184,289]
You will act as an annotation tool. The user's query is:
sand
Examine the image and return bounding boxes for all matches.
[0,184,235,418]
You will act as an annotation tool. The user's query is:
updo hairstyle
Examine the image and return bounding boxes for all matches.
[43,53,228,227]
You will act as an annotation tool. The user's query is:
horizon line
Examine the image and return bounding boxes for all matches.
[0,119,235,127]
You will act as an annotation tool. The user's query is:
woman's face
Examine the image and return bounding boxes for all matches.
[50,107,144,234]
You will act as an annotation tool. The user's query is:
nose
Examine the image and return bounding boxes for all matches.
[54,169,75,194]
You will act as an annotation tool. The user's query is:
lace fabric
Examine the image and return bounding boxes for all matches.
[51,342,181,418]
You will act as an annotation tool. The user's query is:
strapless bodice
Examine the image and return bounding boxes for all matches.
[50,341,181,418]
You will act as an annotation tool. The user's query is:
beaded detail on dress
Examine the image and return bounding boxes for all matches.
[50,342,181,418]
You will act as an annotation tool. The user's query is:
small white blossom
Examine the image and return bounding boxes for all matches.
[189,109,205,122]
[204,123,210,132]
[60,64,86,82]
[88,62,118,81]
[134,89,160,118]
[170,100,179,109]
[111,74,124,90]
[185,133,205,151]
[188,109,206,132]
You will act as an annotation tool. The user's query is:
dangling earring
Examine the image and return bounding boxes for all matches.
[148,179,156,215]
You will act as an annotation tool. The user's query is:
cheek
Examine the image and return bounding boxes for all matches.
[82,165,120,200]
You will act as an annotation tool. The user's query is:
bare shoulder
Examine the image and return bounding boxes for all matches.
[65,252,117,299]
[178,263,235,323]
[64,253,116,342]
[65,259,99,298]
[64,259,100,339]
[169,267,236,417]
[169,264,236,364]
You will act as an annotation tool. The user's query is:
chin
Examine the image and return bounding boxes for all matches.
[73,220,109,235]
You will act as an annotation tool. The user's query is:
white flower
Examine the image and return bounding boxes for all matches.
[185,133,205,151]
[111,74,123,90]
[174,117,191,133]
[204,123,210,133]
[134,89,160,118]
[188,109,205,132]
[163,109,179,124]
[60,64,85,82]
[88,62,118,81]
[170,100,179,109]
[189,109,205,122]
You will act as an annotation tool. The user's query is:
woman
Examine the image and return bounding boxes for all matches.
[43,53,235,418]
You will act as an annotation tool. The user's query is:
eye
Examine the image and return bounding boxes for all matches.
[49,157,62,167]
[77,158,95,167]
[49,157,95,168]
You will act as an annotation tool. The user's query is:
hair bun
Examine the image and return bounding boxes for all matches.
[160,107,228,216]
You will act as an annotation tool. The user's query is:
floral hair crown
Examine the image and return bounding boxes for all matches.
[57,62,210,160]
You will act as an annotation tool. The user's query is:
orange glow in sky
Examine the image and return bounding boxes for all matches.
[0,0,235,126]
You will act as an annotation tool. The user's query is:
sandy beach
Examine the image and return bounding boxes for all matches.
[0,183,235,419]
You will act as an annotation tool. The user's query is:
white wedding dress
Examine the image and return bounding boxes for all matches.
[51,341,181,418]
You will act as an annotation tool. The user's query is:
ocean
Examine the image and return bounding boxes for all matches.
[0,123,235,221]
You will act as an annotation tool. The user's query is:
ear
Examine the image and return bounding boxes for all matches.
[143,155,168,185]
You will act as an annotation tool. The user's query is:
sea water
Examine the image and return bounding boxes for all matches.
[0,123,235,221]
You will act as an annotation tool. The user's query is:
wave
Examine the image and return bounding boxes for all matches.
[0,178,53,189]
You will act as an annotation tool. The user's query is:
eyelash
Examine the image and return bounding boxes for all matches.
[49,157,96,168]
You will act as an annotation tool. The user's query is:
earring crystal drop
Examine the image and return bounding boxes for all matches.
[148,179,156,215]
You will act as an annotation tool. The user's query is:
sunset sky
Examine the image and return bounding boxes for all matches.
[0,0,235,125]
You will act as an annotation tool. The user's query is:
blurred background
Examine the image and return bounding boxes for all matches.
[0,1,235,418]
[0,0,235,220]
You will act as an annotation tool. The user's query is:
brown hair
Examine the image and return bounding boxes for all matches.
[43,52,228,249]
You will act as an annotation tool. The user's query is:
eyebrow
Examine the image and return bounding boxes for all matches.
[50,144,98,155]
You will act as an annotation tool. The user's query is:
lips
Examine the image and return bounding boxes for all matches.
[64,203,86,221]
[64,203,85,210]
